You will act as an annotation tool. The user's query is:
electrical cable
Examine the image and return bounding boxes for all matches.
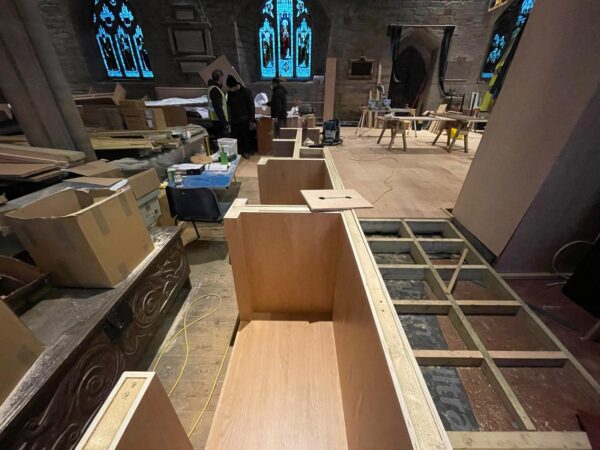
[546,240,594,288]
[151,293,222,397]
[187,344,230,438]
[337,147,399,205]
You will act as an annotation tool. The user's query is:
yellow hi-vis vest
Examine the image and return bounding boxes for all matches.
[207,85,229,122]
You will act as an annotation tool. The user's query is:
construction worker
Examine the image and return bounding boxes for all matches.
[207,69,229,138]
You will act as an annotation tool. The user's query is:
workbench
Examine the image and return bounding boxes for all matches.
[431,113,488,153]
[0,227,190,449]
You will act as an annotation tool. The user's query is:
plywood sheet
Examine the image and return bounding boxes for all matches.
[0,163,57,178]
[333,229,415,450]
[302,189,372,212]
[258,158,330,205]
[0,301,42,405]
[225,211,342,320]
[206,320,347,450]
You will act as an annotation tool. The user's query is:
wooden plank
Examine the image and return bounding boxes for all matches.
[490,351,568,367]
[456,300,521,315]
[445,248,468,294]
[0,163,57,179]
[448,431,592,449]
[413,350,483,367]
[393,300,452,314]
[206,321,347,450]
[0,301,42,405]
[0,143,85,162]
[301,189,373,212]
[323,58,337,121]
[77,372,192,450]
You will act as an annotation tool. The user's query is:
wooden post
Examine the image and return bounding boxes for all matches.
[0,0,95,161]
[323,58,337,122]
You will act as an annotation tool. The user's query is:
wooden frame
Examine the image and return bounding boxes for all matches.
[254,147,599,448]
[363,218,599,447]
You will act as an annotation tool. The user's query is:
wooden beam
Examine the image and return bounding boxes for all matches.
[448,431,592,450]
[413,350,483,367]
[456,300,521,315]
[393,300,451,314]
[490,351,568,367]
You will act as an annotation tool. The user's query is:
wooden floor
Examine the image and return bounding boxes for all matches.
[206,320,348,450]
[331,127,482,219]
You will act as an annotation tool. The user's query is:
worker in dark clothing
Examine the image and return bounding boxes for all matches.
[268,77,288,138]
[226,75,255,159]
[207,69,229,139]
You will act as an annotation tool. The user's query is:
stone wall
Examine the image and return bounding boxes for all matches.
[38,0,505,119]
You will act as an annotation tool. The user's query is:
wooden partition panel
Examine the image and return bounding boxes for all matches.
[333,222,415,450]
[77,372,192,450]
[225,207,342,321]
[257,158,332,205]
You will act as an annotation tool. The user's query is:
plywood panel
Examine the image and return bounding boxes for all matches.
[0,301,42,404]
[302,189,372,212]
[77,372,192,450]
[258,158,329,205]
[453,1,600,257]
[332,228,415,450]
[224,210,342,320]
[206,320,347,450]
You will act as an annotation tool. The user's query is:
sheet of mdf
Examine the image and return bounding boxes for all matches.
[205,320,347,450]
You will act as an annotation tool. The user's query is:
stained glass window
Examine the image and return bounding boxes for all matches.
[93,0,154,79]
[258,0,312,80]
[480,0,535,80]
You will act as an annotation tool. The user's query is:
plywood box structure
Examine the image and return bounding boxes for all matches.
[207,201,423,449]
[252,141,600,448]
[77,372,192,450]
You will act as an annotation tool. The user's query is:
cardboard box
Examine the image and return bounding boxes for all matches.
[145,108,167,130]
[6,189,154,288]
[138,192,161,228]
[159,106,188,127]
[64,160,124,178]
[0,301,42,404]
[126,169,161,200]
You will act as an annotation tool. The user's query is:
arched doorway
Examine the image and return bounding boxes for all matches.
[389,47,427,108]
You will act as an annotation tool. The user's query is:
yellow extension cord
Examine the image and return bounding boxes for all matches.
[151,293,230,438]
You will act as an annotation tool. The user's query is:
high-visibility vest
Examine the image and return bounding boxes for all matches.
[208,85,229,122]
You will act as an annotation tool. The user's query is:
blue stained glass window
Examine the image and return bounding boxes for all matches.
[93,0,154,79]
[258,0,312,80]
[480,0,536,80]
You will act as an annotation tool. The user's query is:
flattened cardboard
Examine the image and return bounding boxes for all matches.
[6,189,154,288]
[301,189,373,212]
[0,301,42,404]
